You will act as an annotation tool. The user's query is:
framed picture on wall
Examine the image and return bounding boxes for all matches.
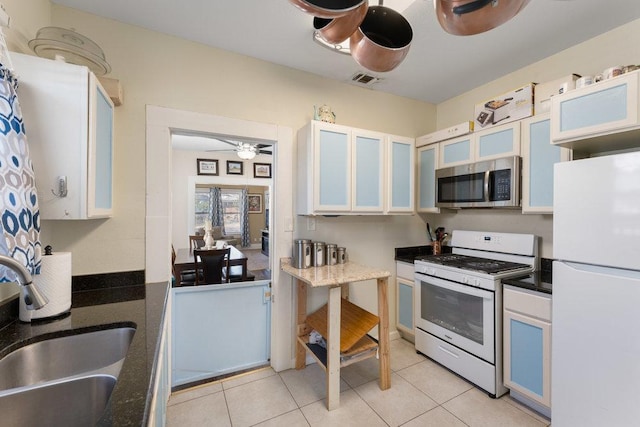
[248,194,263,213]
[253,163,272,178]
[227,160,243,175]
[197,158,219,176]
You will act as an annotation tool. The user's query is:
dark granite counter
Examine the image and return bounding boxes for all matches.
[502,258,553,295]
[394,244,452,264]
[0,278,169,426]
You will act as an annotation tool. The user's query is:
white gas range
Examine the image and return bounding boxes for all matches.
[414,230,538,397]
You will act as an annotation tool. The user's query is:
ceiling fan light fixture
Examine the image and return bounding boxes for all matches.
[237,143,257,160]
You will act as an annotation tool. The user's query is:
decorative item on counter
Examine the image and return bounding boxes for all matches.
[203,219,215,249]
[314,104,336,123]
[19,245,72,322]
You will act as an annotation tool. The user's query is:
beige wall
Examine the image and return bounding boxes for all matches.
[3,0,50,51]
[33,5,435,276]
[429,19,640,259]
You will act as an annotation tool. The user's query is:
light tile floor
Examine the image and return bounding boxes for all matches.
[167,338,551,427]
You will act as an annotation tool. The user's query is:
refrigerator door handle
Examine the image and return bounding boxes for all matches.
[557,261,640,281]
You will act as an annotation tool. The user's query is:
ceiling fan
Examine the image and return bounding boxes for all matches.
[206,138,272,160]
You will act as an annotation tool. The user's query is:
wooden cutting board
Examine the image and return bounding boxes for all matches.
[306,298,379,353]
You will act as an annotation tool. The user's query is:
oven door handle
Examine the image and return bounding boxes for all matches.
[416,274,493,299]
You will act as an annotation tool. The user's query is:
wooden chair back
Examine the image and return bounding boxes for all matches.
[194,248,231,285]
[189,235,205,251]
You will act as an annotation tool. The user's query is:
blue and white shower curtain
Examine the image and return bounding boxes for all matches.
[0,63,41,281]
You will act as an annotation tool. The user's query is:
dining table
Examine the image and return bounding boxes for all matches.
[173,246,249,284]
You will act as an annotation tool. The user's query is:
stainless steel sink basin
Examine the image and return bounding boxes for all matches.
[0,375,116,427]
[0,326,135,391]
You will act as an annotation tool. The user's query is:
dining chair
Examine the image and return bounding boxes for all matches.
[194,248,231,285]
[172,244,197,286]
[189,235,206,252]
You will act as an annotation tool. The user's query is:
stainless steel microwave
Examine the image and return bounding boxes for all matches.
[435,156,521,208]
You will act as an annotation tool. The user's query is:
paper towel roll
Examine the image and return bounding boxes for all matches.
[20,252,72,322]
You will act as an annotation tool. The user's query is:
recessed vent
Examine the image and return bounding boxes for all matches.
[349,72,382,86]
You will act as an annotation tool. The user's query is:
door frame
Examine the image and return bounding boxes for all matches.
[145,105,294,373]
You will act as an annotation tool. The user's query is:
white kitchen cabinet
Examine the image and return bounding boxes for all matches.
[503,285,551,415]
[521,114,572,214]
[551,70,640,152]
[386,135,415,213]
[12,52,114,219]
[439,121,520,167]
[396,261,414,340]
[353,129,385,213]
[148,291,171,427]
[297,121,413,215]
[474,121,521,161]
[416,141,439,213]
[439,134,474,167]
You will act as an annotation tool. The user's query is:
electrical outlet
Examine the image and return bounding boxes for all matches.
[307,217,316,231]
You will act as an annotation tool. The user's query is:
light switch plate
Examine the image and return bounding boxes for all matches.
[307,217,316,231]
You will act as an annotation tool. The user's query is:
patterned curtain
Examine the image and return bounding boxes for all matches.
[0,63,42,281]
[240,188,250,248]
[208,187,223,227]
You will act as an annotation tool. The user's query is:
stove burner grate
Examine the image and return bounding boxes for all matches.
[417,254,530,275]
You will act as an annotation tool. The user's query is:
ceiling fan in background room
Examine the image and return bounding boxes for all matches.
[171,132,273,160]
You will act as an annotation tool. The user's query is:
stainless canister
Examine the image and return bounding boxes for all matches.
[326,243,338,265]
[337,247,347,264]
[312,241,326,267]
[293,239,312,269]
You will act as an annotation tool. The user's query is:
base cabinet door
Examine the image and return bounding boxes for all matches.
[503,286,552,410]
[396,278,414,335]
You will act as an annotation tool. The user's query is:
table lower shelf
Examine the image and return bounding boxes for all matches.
[297,334,378,369]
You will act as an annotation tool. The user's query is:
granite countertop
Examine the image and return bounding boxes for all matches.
[394,244,452,264]
[502,259,553,295]
[502,271,552,295]
[0,280,169,426]
[280,258,390,287]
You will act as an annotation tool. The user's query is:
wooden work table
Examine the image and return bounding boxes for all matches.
[281,259,391,410]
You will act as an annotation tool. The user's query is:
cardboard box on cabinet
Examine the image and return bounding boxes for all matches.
[474,83,535,130]
[534,74,581,114]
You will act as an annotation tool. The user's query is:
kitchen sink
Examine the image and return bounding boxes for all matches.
[0,326,135,391]
[0,374,117,427]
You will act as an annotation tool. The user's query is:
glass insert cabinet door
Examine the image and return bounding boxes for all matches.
[315,127,351,211]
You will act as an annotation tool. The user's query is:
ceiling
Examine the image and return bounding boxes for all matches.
[51,0,640,105]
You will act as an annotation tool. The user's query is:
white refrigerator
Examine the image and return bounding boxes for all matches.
[553,151,640,426]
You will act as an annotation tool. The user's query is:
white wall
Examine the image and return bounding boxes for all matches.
[171,148,272,250]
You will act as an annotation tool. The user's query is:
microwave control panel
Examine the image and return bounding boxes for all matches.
[490,169,512,201]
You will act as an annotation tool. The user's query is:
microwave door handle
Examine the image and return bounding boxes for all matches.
[483,170,491,202]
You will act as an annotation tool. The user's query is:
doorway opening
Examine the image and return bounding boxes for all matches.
[146,106,295,385]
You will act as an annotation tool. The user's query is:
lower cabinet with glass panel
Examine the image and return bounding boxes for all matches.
[503,285,552,418]
[396,261,415,341]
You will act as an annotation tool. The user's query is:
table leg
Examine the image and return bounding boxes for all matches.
[326,285,341,410]
[295,279,307,370]
[377,277,391,390]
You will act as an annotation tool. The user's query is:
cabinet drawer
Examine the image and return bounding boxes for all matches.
[503,285,551,321]
[396,261,414,280]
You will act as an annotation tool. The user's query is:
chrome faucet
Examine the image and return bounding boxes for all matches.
[0,255,48,310]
